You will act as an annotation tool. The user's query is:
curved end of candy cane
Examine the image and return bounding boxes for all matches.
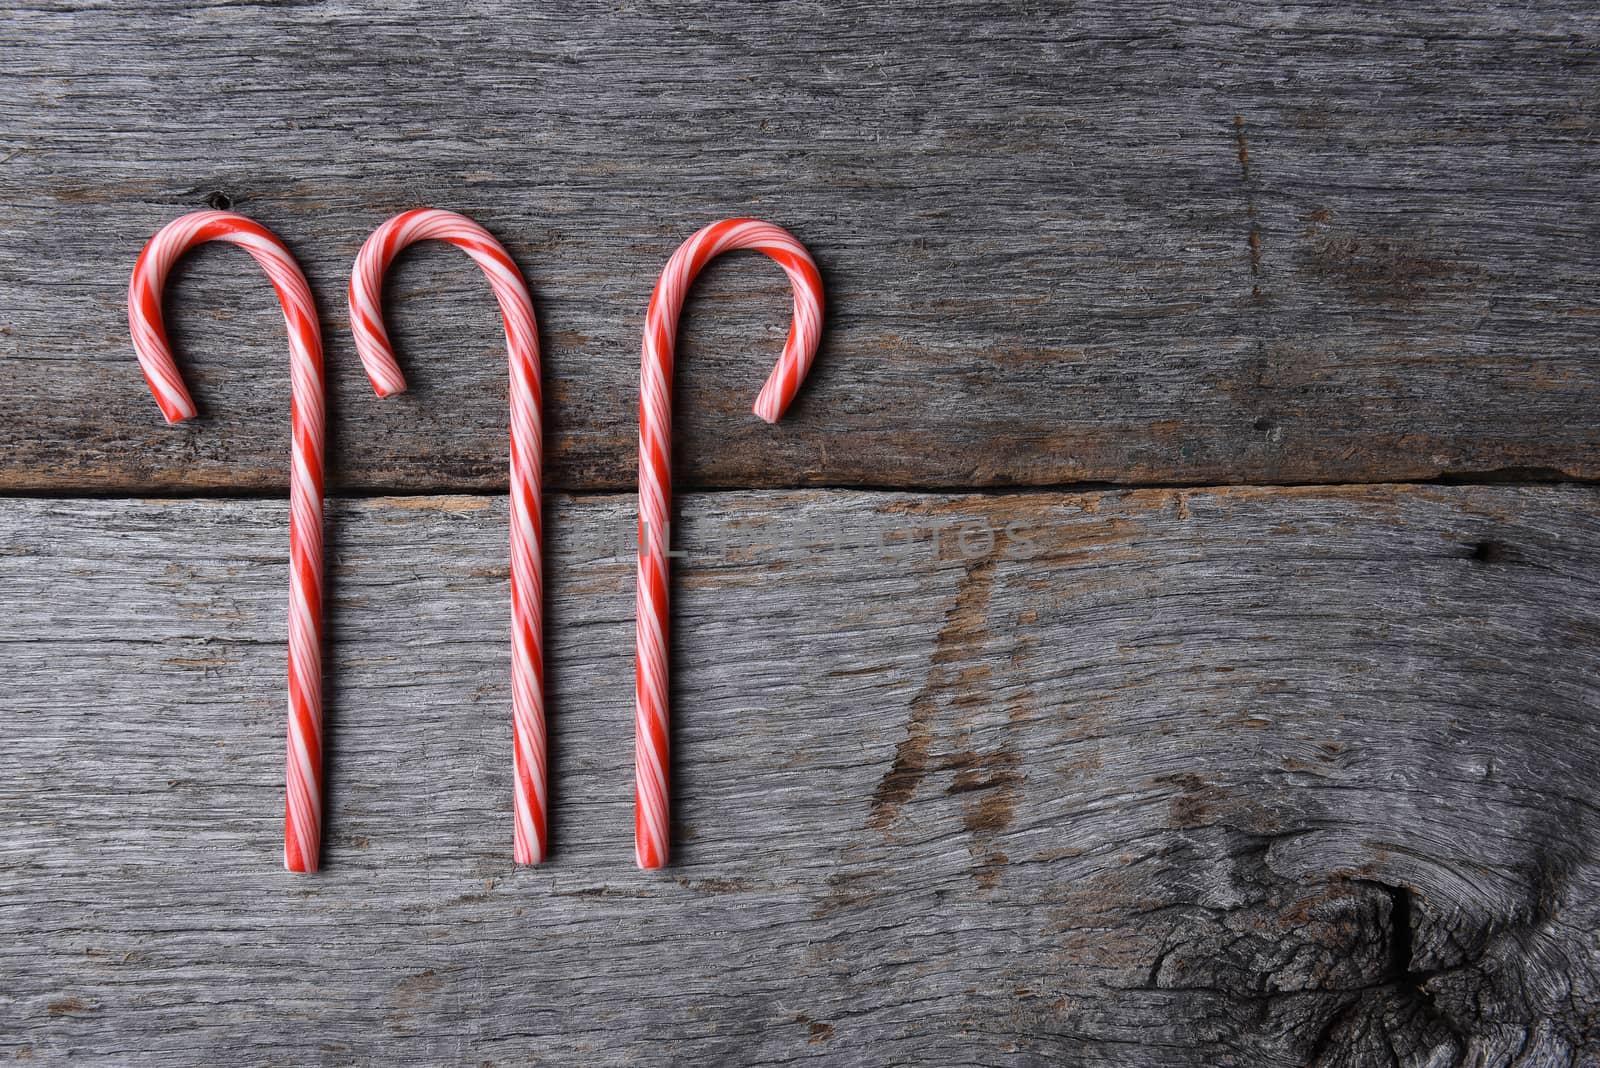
[130,346,200,423]
[751,389,787,425]
[130,211,318,430]
[129,296,201,424]
[347,257,411,400]
[156,394,200,425]
[347,309,411,399]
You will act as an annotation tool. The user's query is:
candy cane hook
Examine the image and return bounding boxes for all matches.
[127,210,326,873]
[348,209,547,865]
[635,218,825,868]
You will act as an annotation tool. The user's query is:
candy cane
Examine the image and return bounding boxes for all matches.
[347,209,547,864]
[127,210,326,873]
[635,219,825,868]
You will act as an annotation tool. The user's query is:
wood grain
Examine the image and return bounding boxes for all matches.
[3,484,1597,1065]
[5,2,1599,1063]
[2,1,1598,493]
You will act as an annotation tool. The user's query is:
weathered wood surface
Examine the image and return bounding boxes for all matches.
[3,485,1598,1065]
[3,2,1599,493]
[6,1,1600,1064]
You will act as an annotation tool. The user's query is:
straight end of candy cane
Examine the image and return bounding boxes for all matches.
[634,816,667,869]
[284,850,318,875]
[285,814,319,873]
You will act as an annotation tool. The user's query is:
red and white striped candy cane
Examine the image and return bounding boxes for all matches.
[635,219,825,868]
[127,211,326,873]
[347,209,547,865]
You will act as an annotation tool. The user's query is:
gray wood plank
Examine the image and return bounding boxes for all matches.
[2,1,1597,492]
[3,484,1597,1065]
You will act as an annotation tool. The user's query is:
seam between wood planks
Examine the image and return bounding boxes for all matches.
[2,471,1596,503]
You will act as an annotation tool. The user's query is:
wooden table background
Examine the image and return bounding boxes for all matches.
[3,3,1598,1065]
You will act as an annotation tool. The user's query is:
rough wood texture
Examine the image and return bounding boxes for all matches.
[2,2,1598,493]
[6,2,1599,1064]
[3,485,1598,1065]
